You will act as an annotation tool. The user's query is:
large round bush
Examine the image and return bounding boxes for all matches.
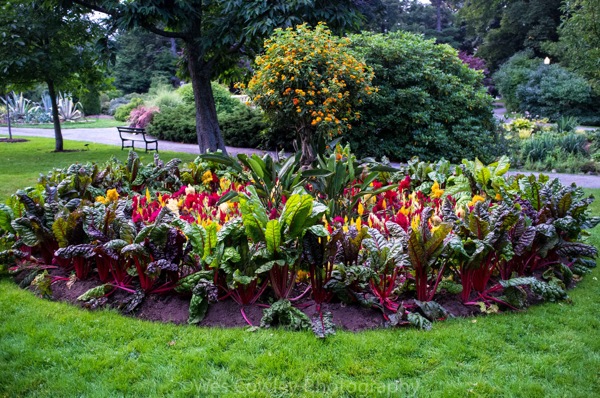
[146,103,196,143]
[492,50,539,112]
[515,64,597,123]
[147,83,262,145]
[348,31,500,163]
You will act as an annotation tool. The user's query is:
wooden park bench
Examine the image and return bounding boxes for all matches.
[117,126,158,152]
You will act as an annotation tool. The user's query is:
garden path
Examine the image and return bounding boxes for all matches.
[2,126,600,188]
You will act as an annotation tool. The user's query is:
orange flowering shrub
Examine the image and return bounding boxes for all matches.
[245,23,374,164]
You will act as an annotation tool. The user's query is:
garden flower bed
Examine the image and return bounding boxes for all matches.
[1,146,597,337]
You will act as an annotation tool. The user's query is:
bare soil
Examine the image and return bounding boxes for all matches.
[21,267,494,332]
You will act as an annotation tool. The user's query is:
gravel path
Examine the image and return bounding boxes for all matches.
[2,126,600,189]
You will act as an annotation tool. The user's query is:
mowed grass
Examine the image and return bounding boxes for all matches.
[0,142,599,397]
[0,137,198,199]
[1,118,125,129]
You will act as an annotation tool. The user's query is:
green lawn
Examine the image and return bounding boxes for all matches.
[0,141,599,397]
[1,118,125,129]
[0,137,198,199]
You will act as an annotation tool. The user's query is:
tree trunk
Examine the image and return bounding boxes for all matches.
[436,0,442,32]
[169,38,177,57]
[186,45,227,155]
[47,79,63,152]
[299,126,316,167]
[5,94,12,140]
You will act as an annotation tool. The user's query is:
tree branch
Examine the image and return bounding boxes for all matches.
[69,0,114,16]
[70,0,187,40]
[140,22,187,40]
[228,37,246,54]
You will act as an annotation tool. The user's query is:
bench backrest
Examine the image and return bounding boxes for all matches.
[117,126,146,135]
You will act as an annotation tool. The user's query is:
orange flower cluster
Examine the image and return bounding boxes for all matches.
[246,23,375,138]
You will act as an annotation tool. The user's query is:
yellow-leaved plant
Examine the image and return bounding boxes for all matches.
[245,23,374,166]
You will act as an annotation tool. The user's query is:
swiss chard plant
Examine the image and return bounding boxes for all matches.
[362,222,409,312]
[237,186,329,300]
[449,201,519,303]
[407,208,452,302]
[120,207,186,293]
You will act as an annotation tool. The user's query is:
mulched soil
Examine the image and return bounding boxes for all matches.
[11,266,497,332]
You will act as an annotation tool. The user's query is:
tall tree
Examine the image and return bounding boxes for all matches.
[112,28,179,94]
[359,0,464,48]
[0,1,108,151]
[59,0,362,155]
[548,0,600,93]
[460,0,562,70]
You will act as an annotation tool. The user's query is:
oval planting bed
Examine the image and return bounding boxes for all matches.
[1,147,598,338]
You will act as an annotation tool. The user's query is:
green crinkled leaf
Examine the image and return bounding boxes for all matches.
[493,156,511,176]
[499,285,528,309]
[265,219,281,255]
[280,194,314,240]
[185,223,207,257]
[222,247,241,263]
[424,223,451,260]
[260,299,311,331]
[121,243,146,257]
[118,220,137,243]
[0,204,15,233]
[240,196,268,243]
[572,264,592,275]
[31,270,52,299]
[256,259,285,274]
[407,312,432,331]
[77,284,111,301]
[52,218,69,248]
[175,271,214,294]
[414,300,451,321]
[307,224,329,237]
[436,280,463,295]
[188,294,209,325]
[103,239,128,252]
[499,276,538,289]
[475,162,492,187]
[11,218,41,247]
[407,229,426,272]
[531,279,569,302]
[232,269,255,286]
[557,192,573,218]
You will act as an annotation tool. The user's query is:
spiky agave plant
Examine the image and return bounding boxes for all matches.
[57,92,83,122]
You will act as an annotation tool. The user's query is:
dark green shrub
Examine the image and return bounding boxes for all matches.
[79,89,101,116]
[348,31,500,163]
[220,106,269,148]
[515,64,600,125]
[176,84,194,104]
[148,83,261,146]
[493,50,539,112]
[145,103,196,143]
[114,97,144,122]
[177,82,242,115]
